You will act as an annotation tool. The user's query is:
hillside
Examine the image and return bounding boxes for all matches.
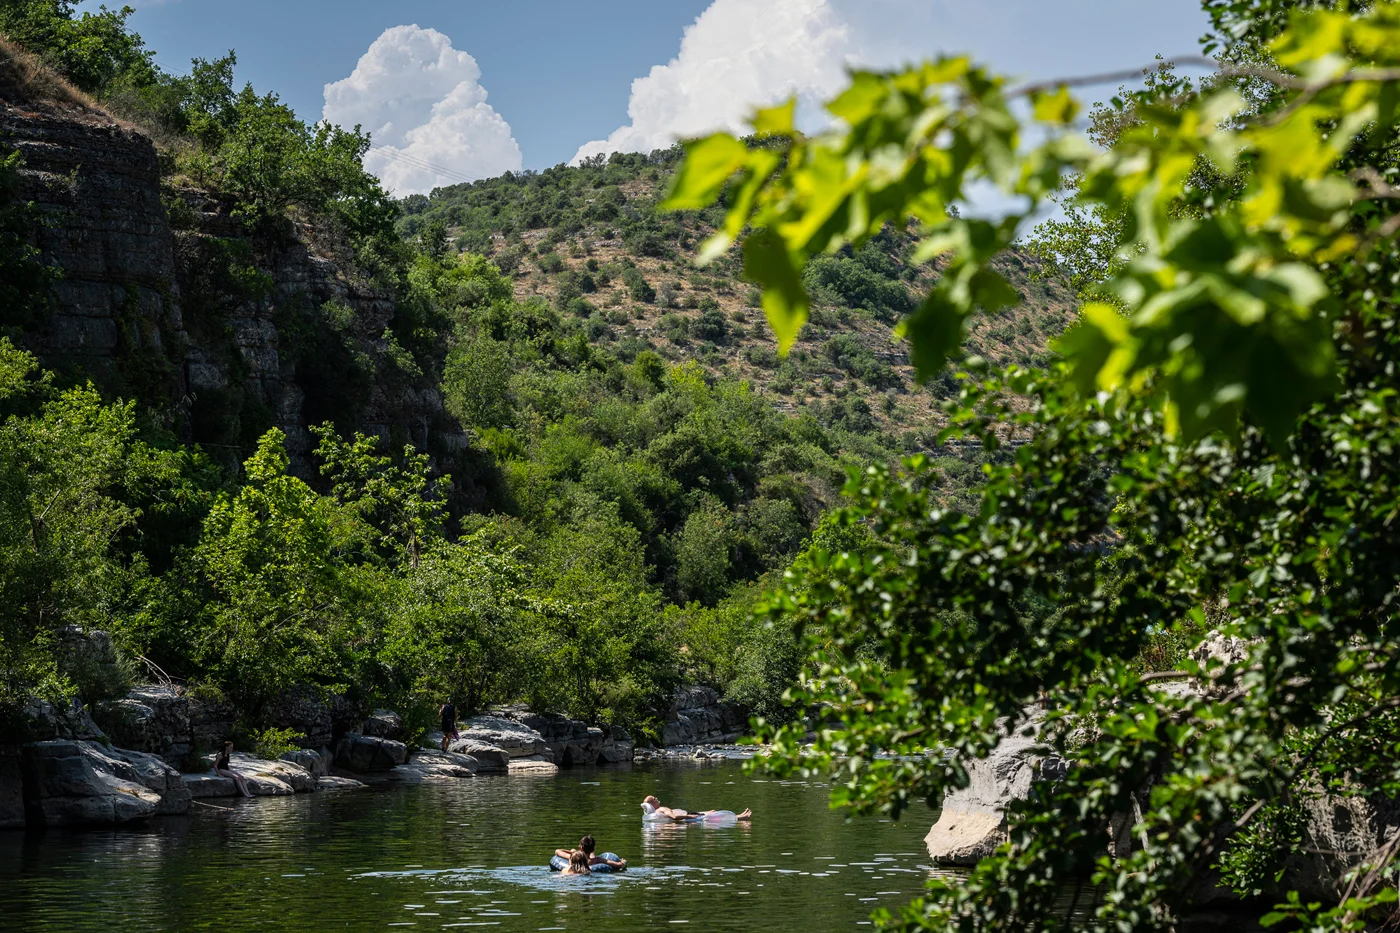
[398,148,1079,441]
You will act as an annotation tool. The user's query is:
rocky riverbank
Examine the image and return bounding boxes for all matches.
[0,682,749,831]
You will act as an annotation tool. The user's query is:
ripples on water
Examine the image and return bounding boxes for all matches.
[0,760,952,932]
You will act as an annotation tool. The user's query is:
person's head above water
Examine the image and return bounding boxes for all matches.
[579,835,595,855]
[568,850,590,873]
[642,795,661,809]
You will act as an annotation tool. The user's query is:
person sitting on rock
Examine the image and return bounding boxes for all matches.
[640,794,751,822]
[439,698,459,753]
[559,849,591,875]
[214,740,251,797]
[554,834,626,870]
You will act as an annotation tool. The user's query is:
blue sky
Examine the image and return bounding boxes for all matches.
[113,0,1213,193]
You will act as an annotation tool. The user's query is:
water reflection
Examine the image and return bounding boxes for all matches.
[0,760,939,933]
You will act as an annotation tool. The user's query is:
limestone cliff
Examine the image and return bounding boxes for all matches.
[0,95,473,483]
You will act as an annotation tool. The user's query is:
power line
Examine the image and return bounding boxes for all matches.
[367,145,477,185]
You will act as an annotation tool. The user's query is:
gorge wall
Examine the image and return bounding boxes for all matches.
[1,96,471,479]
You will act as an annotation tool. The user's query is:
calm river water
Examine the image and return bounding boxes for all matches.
[0,758,946,932]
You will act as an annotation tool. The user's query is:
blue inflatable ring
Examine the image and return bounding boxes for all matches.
[549,852,624,872]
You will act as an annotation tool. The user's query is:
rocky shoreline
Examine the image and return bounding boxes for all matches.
[0,683,751,832]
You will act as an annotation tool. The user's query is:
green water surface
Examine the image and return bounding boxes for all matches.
[0,759,947,932]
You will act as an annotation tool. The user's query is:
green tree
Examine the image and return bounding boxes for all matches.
[0,0,155,95]
[0,341,179,717]
[385,535,540,714]
[190,429,369,716]
[674,501,733,605]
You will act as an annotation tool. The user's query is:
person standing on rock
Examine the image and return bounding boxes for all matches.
[439,698,459,752]
[214,740,251,797]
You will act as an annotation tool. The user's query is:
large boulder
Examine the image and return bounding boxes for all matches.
[229,752,316,793]
[458,716,547,758]
[447,739,508,773]
[280,748,329,778]
[181,772,235,798]
[1191,631,1254,669]
[21,740,161,826]
[382,750,476,784]
[361,709,404,741]
[110,748,191,814]
[334,734,407,773]
[924,727,1062,866]
[508,754,560,775]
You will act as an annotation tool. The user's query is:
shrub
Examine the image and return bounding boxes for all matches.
[250,726,305,760]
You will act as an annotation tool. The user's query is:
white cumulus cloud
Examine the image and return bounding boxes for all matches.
[323,25,522,195]
[573,0,854,164]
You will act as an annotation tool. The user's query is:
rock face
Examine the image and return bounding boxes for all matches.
[0,746,26,829]
[1,93,472,480]
[280,748,330,778]
[20,741,162,826]
[1284,792,1400,902]
[334,734,408,773]
[97,685,235,766]
[599,727,634,764]
[361,710,404,741]
[661,687,748,746]
[21,697,107,742]
[924,728,1061,866]
[458,716,548,758]
[501,710,603,765]
[263,688,352,749]
[110,748,192,815]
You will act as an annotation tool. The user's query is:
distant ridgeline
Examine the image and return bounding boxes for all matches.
[397,148,1079,435]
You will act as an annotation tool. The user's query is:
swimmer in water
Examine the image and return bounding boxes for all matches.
[640,794,752,822]
[560,849,591,875]
[554,834,626,870]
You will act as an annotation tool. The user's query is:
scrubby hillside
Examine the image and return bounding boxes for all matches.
[399,149,1079,437]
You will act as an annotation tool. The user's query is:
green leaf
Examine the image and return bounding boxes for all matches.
[752,97,797,137]
[898,289,966,380]
[743,228,810,353]
[662,134,749,210]
[1030,85,1081,125]
[1055,302,1131,396]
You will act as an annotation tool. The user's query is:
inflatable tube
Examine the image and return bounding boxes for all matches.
[549,852,624,872]
[642,809,739,823]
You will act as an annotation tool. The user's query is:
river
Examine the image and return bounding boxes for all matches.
[0,758,946,932]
